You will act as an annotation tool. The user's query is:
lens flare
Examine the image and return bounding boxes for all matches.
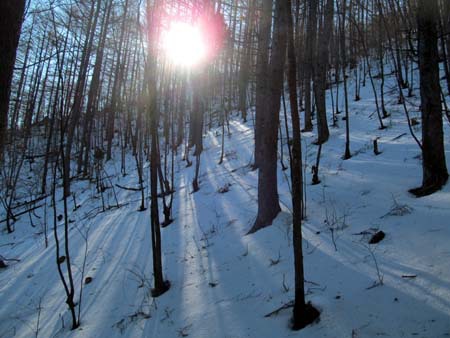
[162,21,207,67]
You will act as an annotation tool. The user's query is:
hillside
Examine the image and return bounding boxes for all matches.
[1,70,450,338]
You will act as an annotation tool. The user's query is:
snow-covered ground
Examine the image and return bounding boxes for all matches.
[1,71,450,338]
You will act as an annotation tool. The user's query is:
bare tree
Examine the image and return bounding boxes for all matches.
[146,0,169,297]
[286,0,320,330]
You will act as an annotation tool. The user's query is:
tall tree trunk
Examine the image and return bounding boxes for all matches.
[254,0,273,169]
[303,0,318,132]
[313,0,334,144]
[249,0,286,234]
[340,0,352,160]
[0,0,26,161]
[176,72,187,148]
[410,0,448,196]
[238,0,255,123]
[192,71,205,192]
[286,0,320,329]
[146,0,169,297]
[377,5,389,118]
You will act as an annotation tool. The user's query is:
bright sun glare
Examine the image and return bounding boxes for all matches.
[162,21,207,67]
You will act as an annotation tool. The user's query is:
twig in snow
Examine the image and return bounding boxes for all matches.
[269,250,281,266]
[264,301,294,317]
[381,195,412,218]
[0,255,21,262]
[241,243,249,257]
[364,244,384,289]
[391,133,407,141]
[115,183,144,191]
[34,298,42,338]
[178,324,192,337]
[282,274,289,293]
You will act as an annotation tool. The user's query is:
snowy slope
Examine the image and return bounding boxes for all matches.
[1,71,450,338]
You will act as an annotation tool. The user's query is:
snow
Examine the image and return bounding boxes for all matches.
[1,71,450,338]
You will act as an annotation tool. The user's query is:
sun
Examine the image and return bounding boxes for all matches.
[162,21,207,67]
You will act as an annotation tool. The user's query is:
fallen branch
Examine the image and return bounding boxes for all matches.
[391,133,407,141]
[0,204,43,223]
[352,230,373,236]
[10,194,49,210]
[0,255,21,262]
[0,242,16,248]
[115,184,144,192]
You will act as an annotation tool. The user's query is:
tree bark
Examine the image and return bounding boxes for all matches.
[410,0,448,196]
[0,0,26,161]
[254,0,273,169]
[303,0,318,132]
[314,0,334,144]
[249,0,286,233]
[238,0,255,123]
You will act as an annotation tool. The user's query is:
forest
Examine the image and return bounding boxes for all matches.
[1,0,450,337]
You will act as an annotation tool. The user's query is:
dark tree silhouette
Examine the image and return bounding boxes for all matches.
[286,0,320,330]
[410,0,448,196]
[0,0,26,161]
